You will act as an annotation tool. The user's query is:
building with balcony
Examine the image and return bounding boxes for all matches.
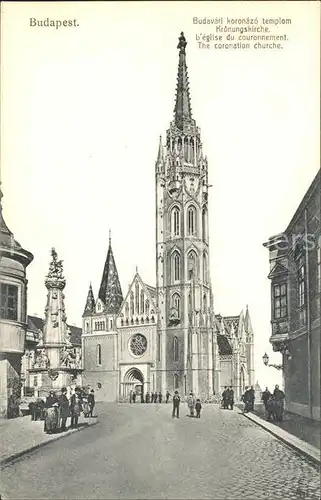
[0,188,34,418]
[263,170,320,421]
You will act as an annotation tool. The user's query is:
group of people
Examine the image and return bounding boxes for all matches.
[29,387,96,434]
[261,385,285,422]
[221,386,235,410]
[171,391,202,419]
[129,390,171,404]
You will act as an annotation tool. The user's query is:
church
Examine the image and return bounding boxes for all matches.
[81,33,255,402]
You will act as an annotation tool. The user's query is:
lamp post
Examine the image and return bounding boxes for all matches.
[262,352,283,371]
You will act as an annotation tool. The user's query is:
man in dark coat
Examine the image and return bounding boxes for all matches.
[145,391,150,403]
[154,392,158,403]
[172,390,180,418]
[249,386,255,410]
[158,392,162,403]
[262,387,271,410]
[151,392,154,403]
[88,389,95,417]
[132,391,136,403]
[228,386,234,410]
[273,385,285,421]
[166,391,170,403]
[222,386,228,409]
[58,387,69,431]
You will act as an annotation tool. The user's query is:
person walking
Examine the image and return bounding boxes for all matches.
[249,386,255,411]
[129,390,133,403]
[262,387,271,410]
[241,387,253,413]
[222,386,228,409]
[158,392,163,403]
[172,390,180,418]
[132,391,136,403]
[145,391,150,403]
[70,392,82,428]
[228,386,234,410]
[154,392,158,403]
[58,387,70,431]
[273,384,285,422]
[166,390,170,403]
[151,391,154,403]
[187,392,196,417]
[195,399,202,418]
[88,389,95,417]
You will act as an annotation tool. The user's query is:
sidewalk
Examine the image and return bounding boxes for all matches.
[0,413,98,466]
[253,403,320,450]
[242,410,320,466]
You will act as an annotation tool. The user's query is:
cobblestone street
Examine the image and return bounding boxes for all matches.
[1,403,320,500]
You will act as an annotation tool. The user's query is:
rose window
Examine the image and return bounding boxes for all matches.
[130,334,147,357]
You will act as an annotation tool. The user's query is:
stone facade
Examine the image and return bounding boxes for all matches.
[264,169,320,421]
[82,33,255,402]
[0,188,34,418]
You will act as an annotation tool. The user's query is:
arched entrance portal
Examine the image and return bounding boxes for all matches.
[122,368,144,400]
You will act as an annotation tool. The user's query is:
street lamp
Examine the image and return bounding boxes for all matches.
[262,352,283,371]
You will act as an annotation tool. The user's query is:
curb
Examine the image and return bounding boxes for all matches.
[243,412,320,466]
[0,420,99,468]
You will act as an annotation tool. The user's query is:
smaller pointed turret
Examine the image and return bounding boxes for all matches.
[83,283,96,316]
[244,305,253,334]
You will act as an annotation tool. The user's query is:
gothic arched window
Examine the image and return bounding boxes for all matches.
[145,299,150,316]
[187,206,197,236]
[188,250,198,279]
[173,336,178,361]
[125,302,129,318]
[174,373,179,389]
[172,206,180,236]
[202,207,207,241]
[203,294,207,313]
[140,290,145,314]
[96,344,102,366]
[172,293,181,318]
[135,282,139,314]
[203,252,208,283]
[172,251,180,282]
[130,292,134,316]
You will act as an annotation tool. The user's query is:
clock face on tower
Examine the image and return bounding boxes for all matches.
[129,334,148,357]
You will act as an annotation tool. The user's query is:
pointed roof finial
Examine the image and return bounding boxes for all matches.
[177,32,187,53]
[136,265,138,274]
[109,229,111,247]
[174,32,192,130]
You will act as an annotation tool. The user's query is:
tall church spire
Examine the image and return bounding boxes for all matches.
[174,32,193,130]
[98,235,123,314]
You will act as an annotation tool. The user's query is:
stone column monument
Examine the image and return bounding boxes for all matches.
[29,248,82,394]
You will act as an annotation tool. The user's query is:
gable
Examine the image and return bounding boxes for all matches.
[117,273,157,326]
[268,261,289,279]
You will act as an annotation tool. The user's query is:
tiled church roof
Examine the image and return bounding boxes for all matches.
[98,234,123,314]
[83,283,96,316]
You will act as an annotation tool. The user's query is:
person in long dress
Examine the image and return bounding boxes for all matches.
[44,391,59,434]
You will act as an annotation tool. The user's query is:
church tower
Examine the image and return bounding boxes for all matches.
[155,33,217,398]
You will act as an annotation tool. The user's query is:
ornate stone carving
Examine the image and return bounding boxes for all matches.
[33,348,50,369]
[129,334,148,357]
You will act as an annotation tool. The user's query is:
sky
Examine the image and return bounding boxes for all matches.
[1,1,320,390]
